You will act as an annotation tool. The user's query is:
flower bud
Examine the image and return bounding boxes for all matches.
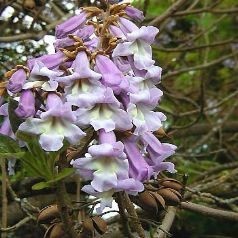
[15,90,35,118]
[7,69,27,93]
[157,188,182,206]
[125,6,145,21]
[55,12,87,39]
[37,204,60,224]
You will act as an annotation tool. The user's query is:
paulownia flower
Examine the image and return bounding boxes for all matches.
[18,93,85,151]
[55,11,87,39]
[127,103,166,135]
[55,51,103,107]
[141,132,177,174]
[75,87,133,132]
[95,54,129,94]
[7,69,27,94]
[71,130,143,212]
[15,90,35,118]
[113,18,159,70]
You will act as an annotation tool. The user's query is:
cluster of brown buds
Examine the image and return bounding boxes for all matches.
[135,178,183,213]
[37,204,108,237]
[37,204,65,238]
[81,216,108,237]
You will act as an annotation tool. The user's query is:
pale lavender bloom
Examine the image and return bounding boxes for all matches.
[27,51,66,70]
[123,136,153,182]
[141,132,176,174]
[125,6,145,22]
[15,90,35,118]
[71,130,143,212]
[7,69,27,94]
[128,57,162,84]
[118,17,139,35]
[18,94,86,151]
[55,51,103,107]
[127,103,166,135]
[113,56,132,74]
[23,61,62,91]
[113,18,159,70]
[75,87,133,132]
[109,25,126,39]
[127,75,163,107]
[55,11,87,39]
[95,54,129,94]
[54,25,95,49]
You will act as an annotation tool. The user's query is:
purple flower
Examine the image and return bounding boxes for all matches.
[125,6,145,22]
[18,93,86,151]
[75,87,133,132]
[15,90,35,118]
[95,54,129,94]
[55,11,87,39]
[7,69,27,94]
[127,103,166,135]
[127,75,163,107]
[27,51,66,70]
[55,51,103,107]
[71,130,143,212]
[141,132,176,174]
[123,135,153,182]
[23,61,61,91]
[113,18,159,70]
[54,25,95,50]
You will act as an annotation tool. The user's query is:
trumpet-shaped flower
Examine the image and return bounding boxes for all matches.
[18,93,86,151]
[71,130,143,212]
[127,103,166,135]
[75,88,133,132]
[113,18,159,70]
[7,69,27,94]
[141,132,176,174]
[123,136,153,181]
[55,11,87,39]
[15,90,35,118]
[95,54,129,94]
[55,51,103,107]
[23,61,61,91]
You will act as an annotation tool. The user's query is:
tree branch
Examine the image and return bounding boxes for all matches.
[180,202,238,222]
[148,0,187,26]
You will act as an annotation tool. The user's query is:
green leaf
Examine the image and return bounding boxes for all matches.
[48,168,75,184]
[31,168,75,190]
[0,134,24,159]
[32,181,51,190]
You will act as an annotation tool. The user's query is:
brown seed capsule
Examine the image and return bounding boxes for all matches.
[92,216,107,235]
[23,0,36,9]
[149,192,166,209]
[82,217,94,234]
[159,178,183,191]
[49,223,65,238]
[43,223,55,238]
[37,205,60,224]
[138,190,158,213]
[157,188,181,206]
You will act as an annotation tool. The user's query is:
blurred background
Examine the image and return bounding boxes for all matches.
[0,0,238,237]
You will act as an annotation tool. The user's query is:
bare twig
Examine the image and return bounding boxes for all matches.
[148,0,187,26]
[156,207,176,238]
[1,158,7,238]
[180,202,238,222]
[0,217,33,232]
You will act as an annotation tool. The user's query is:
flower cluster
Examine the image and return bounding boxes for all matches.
[1,1,176,212]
